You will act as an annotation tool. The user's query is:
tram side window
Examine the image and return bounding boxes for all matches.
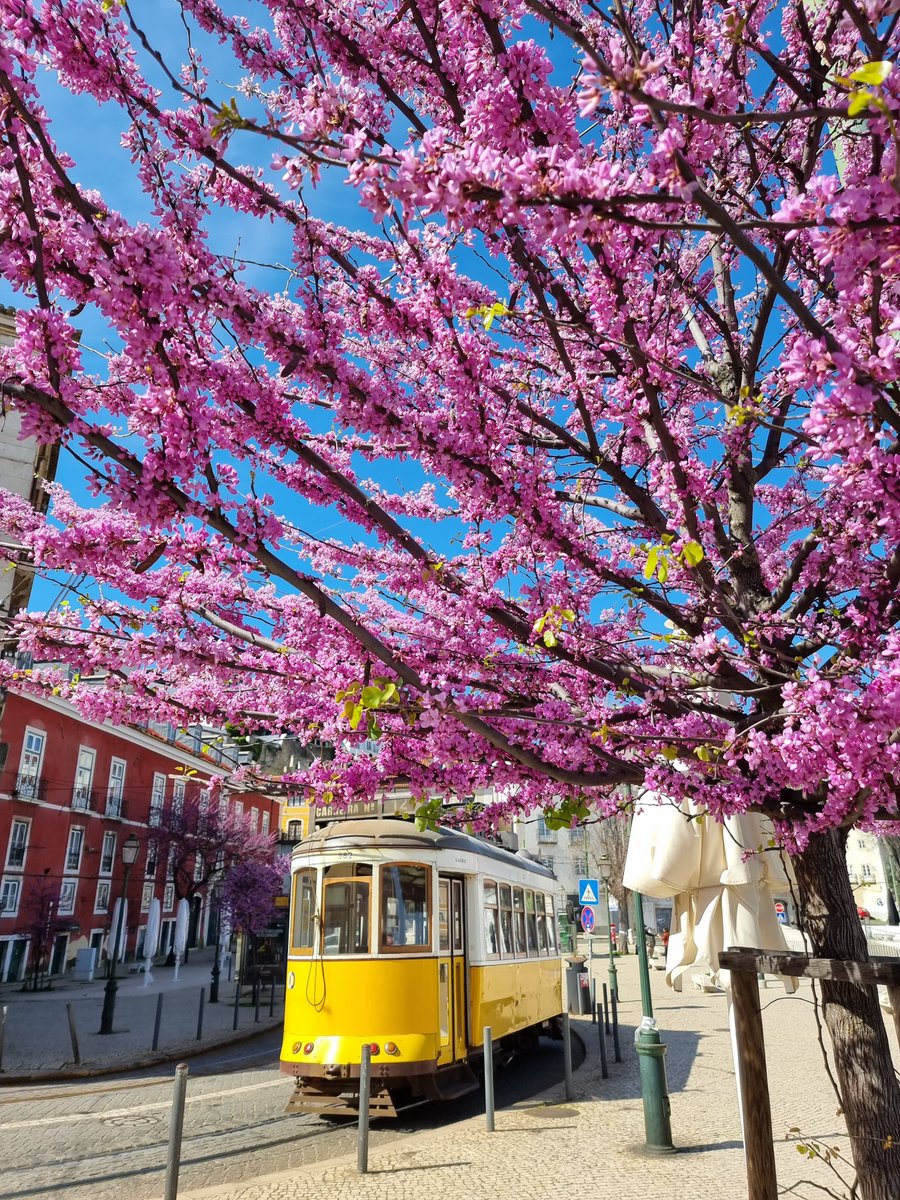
[498,884,514,956]
[291,869,317,954]
[381,864,431,949]
[546,896,557,952]
[323,864,371,955]
[536,893,548,954]
[512,887,526,957]
[483,881,500,958]
[525,890,538,955]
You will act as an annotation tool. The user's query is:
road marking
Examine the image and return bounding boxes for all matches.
[0,1078,288,1131]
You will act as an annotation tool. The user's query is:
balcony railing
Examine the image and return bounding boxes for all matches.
[148,802,163,827]
[71,786,94,812]
[105,793,125,819]
[14,772,44,801]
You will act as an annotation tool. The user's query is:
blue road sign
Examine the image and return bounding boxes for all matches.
[578,879,600,905]
[580,905,595,933]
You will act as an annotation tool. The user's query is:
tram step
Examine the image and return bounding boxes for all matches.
[430,1063,479,1101]
[285,1082,398,1119]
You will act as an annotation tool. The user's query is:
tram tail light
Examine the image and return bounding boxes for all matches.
[303,1042,315,1055]
[383,1041,400,1056]
[368,1042,380,1055]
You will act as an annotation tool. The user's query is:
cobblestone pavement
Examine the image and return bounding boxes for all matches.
[2,953,895,1200]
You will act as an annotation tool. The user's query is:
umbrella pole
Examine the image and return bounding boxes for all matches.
[633,890,675,1153]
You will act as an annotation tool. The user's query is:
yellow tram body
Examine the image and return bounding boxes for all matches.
[280,819,564,1115]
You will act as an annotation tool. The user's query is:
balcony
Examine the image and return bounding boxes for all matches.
[14,772,45,801]
[105,793,126,819]
[71,786,94,812]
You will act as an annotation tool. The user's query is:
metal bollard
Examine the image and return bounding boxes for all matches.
[597,1004,608,1079]
[269,977,275,1018]
[484,1026,495,1131]
[603,982,610,1034]
[232,980,240,1031]
[152,993,164,1052]
[611,992,622,1063]
[164,1063,189,1200]
[590,976,596,1024]
[562,1011,574,1101]
[66,1003,81,1065]
[0,1004,6,1072]
[254,982,261,1024]
[196,987,205,1041]
[357,1044,371,1173]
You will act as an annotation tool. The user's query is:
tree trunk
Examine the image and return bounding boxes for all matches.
[793,827,900,1200]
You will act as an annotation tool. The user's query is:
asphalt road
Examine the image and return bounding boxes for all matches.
[0,1028,583,1200]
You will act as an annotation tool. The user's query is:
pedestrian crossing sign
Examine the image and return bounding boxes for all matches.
[578,879,600,905]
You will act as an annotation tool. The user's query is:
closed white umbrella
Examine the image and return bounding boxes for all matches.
[623,792,795,990]
[143,898,161,987]
[107,898,128,963]
[173,898,190,980]
[623,791,797,1143]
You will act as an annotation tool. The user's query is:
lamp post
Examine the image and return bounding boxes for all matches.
[597,853,619,1002]
[98,834,140,1035]
[632,888,674,1152]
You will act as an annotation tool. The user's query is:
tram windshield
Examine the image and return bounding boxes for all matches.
[322,863,371,955]
[291,869,317,954]
[380,864,431,949]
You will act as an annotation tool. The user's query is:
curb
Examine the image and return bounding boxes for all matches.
[0,1016,282,1086]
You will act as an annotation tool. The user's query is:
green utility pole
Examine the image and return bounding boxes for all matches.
[633,890,675,1153]
[602,877,619,1001]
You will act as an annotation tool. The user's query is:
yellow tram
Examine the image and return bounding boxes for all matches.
[280,818,564,1115]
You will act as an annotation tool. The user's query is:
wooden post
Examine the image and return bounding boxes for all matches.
[729,968,778,1200]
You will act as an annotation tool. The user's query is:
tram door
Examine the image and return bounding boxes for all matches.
[437,878,467,1064]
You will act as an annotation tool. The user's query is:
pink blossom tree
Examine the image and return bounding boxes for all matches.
[0,0,898,1189]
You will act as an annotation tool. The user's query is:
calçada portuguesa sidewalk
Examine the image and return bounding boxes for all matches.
[0,947,281,1081]
[167,952,896,1200]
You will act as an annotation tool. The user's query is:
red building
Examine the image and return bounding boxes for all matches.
[0,687,280,984]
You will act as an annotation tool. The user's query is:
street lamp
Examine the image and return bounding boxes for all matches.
[632,887,674,1152]
[597,853,619,1002]
[98,834,140,1035]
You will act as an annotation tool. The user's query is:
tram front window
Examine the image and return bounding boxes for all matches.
[381,864,431,949]
[322,864,371,955]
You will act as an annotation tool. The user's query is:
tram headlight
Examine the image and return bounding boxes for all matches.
[292,1041,303,1054]
[287,971,295,989]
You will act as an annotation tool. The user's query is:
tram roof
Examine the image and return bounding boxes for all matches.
[294,818,556,881]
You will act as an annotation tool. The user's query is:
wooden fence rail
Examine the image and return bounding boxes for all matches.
[718,948,900,1200]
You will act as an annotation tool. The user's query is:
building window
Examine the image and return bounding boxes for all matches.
[72,746,96,810]
[141,882,154,913]
[261,812,270,835]
[106,758,126,818]
[172,778,186,815]
[100,832,116,875]
[145,840,157,880]
[149,773,166,826]
[287,820,304,841]
[0,877,21,917]
[163,883,175,911]
[95,881,111,913]
[251,807,259,832]
[16,727,45,797]
[166,847,175,880]
[862,864,875,880]
[568,826,585,845]
[59,880,77,915]
[537,855,555,871]
[6,819,30,870]
[65,827,85,873]
[537,818,558,844]
[193,853,204,882]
